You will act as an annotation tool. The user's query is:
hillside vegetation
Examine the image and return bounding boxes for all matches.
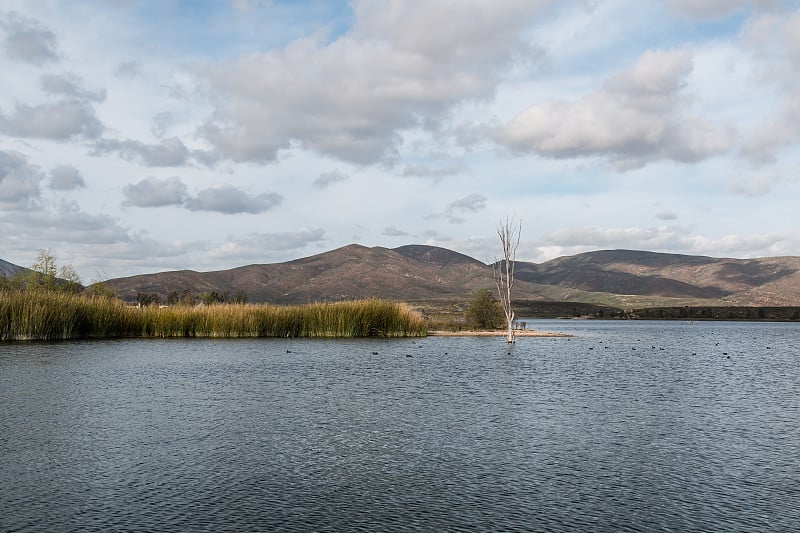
[4,245,800,317]
[96,245,800,309]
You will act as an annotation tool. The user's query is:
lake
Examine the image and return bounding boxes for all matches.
[1,320,799,531]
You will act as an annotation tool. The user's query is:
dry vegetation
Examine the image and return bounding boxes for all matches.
[0,290,427,341]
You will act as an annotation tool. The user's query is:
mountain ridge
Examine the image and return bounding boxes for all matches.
[3,245,800,307]
[100,245,800,307]
[0,258,28,279]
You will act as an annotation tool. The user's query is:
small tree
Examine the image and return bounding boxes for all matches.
[493,217,521,343]
[231,290,249,304]
[85,282,117,299]
[137,292,160,307]
[17,248,82,292]
[199,291,225,305]
[180,291,196,306]
[57,264,83,293]
[85,271,117,299]
[32,248,58,278]
[466,288,504,329]
[22,248,59,291]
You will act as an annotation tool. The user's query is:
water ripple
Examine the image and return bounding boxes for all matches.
[2,324,799,531]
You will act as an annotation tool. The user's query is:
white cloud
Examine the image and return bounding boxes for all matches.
[539,224,798,259]
[198,0,552,165]
[402,161,464,179]
[729,171,788,196]
[448,193,487,213]
[186,184,282,214]
[313,170,349,189]
[496,48,735,169]
[122,177,188,207]
[437,192,488,224]
[0,100,104,140]
[0,149,42,209]
[92,137,191,167]
[741,102,800,163]
[48,165,85,190]
[41,72,106,102]
[14,201,133,245]
[150,112,174,138]
[669,0,781,19]
[122,178,283,215]
[208,228,326,263]
[0,11,58,65]
[544,225,691,249]
[230,0,271,12]
[0,200,139,269]
[114,60,141,78]
[0,198,201,278]
[1,1,799,277]
[382,225,408,237]
[739,9,800,161]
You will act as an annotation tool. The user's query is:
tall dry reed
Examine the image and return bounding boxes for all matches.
[0,290,427,341]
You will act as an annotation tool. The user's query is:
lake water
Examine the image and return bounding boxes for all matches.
[1,320,799,531]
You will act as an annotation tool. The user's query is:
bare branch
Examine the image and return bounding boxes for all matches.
[493,216,521,343]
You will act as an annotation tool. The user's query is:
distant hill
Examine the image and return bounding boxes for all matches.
[104,244,497,304]
[518,250,800,306]
[0,258,27,279]
[100,245,800,308]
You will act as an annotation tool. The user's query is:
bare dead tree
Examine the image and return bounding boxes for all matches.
[493,217,521,343]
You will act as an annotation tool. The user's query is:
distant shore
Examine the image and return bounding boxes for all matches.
[427,329,570,337]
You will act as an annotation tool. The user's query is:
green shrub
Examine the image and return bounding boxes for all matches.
[465,288,504,329]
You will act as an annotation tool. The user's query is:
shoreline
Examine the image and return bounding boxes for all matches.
[427,329,571,337]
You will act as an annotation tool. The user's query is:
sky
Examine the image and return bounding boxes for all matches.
[1,0,799,281]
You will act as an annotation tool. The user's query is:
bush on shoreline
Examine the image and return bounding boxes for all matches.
[0,289,427,341]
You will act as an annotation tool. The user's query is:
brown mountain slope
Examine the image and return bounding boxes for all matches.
[0,258,27,279]
[514,249,800,303]
[105,244,500,304]
[0,259,22,278]
[99,245,800,307]
[514,250,726,299]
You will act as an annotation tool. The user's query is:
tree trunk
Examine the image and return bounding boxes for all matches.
[493,218,521,344]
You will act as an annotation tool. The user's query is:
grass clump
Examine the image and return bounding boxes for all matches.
[0,290,427,341]
[0,289,135,341]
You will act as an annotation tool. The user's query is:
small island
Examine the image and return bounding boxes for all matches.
[428,329,568,337]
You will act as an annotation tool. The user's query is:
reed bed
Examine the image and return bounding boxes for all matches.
[0,290,427,341]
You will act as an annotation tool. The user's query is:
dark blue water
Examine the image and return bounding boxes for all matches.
[1,321,799,531]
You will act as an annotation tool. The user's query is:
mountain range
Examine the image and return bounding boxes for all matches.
[0,258,27,279]
[74,245,800,308]
[3,245,800,309]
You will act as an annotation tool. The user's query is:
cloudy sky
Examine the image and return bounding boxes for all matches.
[1,0,798,280]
